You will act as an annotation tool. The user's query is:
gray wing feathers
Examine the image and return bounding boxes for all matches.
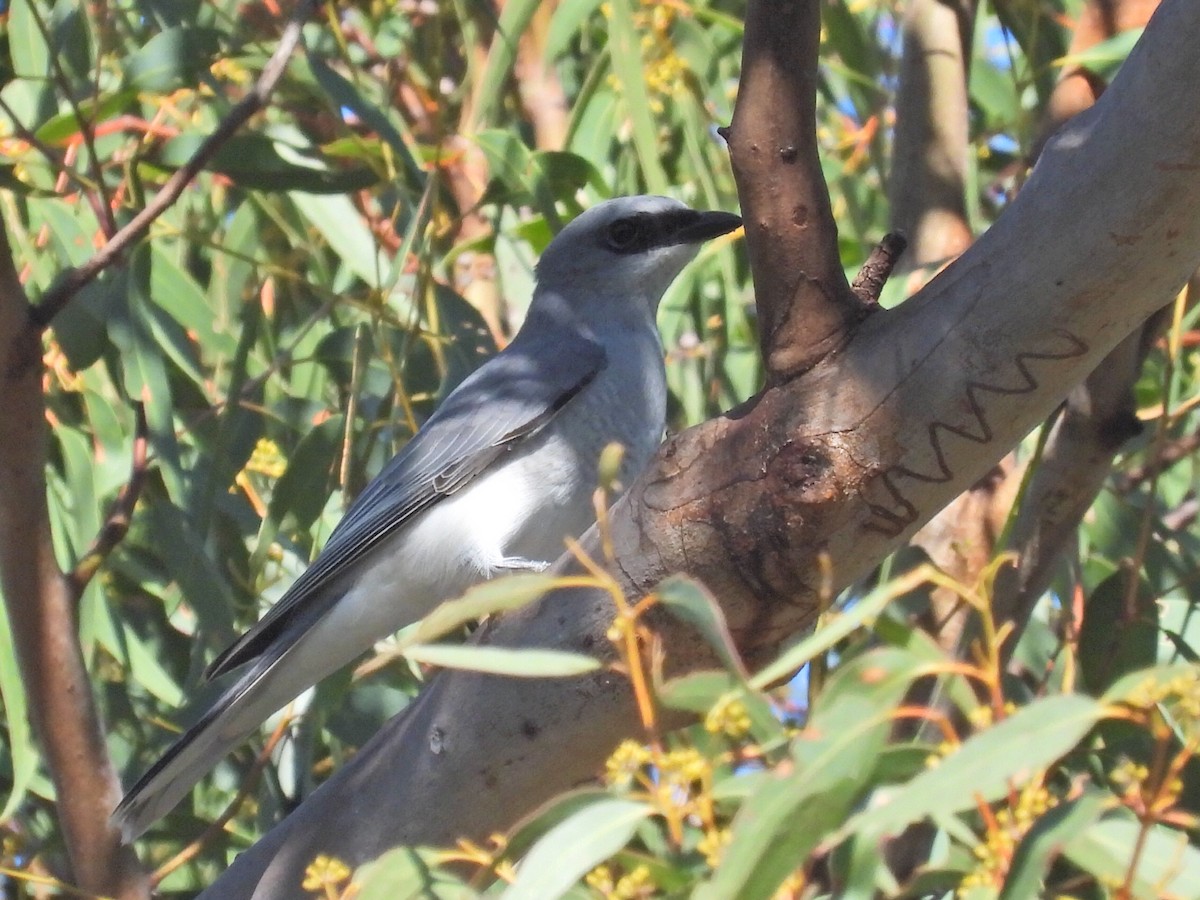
[205,321,606,680]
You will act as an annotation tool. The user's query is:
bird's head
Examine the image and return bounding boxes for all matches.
[533,195,741,323]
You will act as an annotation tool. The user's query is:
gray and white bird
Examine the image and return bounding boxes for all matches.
[113,195,741,839]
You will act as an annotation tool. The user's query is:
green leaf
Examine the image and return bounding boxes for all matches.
[504,788,615,861]
[34,90,134,146]
[545,0,605,60]
[403,644,601,677]
[93,603,183,706]
[0,592,36,822]
[1058,28,1144,83]
[657,669,740,713]
[124,26,224,93]
[699,648,925,900]
[306,53,423,186]
[34,197,95,266]
[291,192,391,288]
[1000,789,1108,900]
[118,246,184,498]
[656,575,747,678]
[1101,662,1197,706]
[8,0,50,79]
[143,498,236,644]
[750,565,937,690]
[412,574,558,644]
[157,133,380,194]
[354,847,473,900]
[51,275,116,370]
[469,0,542,131]
[606,0,670,194]
[149,245,237,357]
[1079,573,1159,694]
[1063,812,1200,900]
[476,129,534,199]
[267,416,344,533]
[843,695,1102,841]
[657,670,783,744]
[503,798,652,900]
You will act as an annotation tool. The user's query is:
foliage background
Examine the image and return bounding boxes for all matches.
[1,0,1197,896]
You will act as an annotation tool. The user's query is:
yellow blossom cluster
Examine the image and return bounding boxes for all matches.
[585,862,655,899]
[302,853,352,895]
[245,436,288,478]
[604,738,652,788]
[704,694,752,738]
[601,0,690,115]
[1123,668,1200,738]
[696,826,731,867]
[958,782,1056,894]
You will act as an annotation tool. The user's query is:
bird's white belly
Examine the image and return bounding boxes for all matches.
[302,328,665,656]
[306,447,580,652]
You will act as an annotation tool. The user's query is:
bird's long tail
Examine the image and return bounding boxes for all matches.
[112,644,304,842]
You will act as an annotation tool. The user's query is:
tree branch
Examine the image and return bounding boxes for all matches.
[888,0,1004,662]
[28,0,319,332]
[889,0,976,272]
[990,0,1166,652]
[66,404,150,600]
[725,0,865,382]
[0,224,147,897]
[851,232,908,304]
[992,319,1159,645]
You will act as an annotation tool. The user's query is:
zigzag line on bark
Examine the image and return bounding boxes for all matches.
[865,329,1089,536]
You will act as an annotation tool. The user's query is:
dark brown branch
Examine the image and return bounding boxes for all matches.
[1115,422,1200,492]
[851,232,908,304]
[0,223,148,897]
[29,0,319,331]
[725,0,865,383]
[66,404,150,600]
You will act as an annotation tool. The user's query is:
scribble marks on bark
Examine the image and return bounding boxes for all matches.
[865,329,1089,536]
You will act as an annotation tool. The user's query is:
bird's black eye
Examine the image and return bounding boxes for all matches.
[605,217,644,252]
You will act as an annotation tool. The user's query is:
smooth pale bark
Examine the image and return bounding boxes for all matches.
[206,1,1200,895]
[889,0,975,271]
[888,0,989,652]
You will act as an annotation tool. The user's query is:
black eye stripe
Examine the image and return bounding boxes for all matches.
[605,214,656,254]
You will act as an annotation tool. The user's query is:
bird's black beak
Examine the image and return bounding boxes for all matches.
[667,209,743,246]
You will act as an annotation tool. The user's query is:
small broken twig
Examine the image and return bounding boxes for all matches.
[67,404,150,601]
[851,231,908,304]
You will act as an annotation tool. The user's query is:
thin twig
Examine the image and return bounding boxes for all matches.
[67,404,150,600]
[0,94,100,206]
[1115,425,1200,492]
[851,231,908,304]
[23,0,117,237]
[30,0,320,329]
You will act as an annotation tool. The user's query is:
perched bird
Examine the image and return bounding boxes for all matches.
[113,195,741,840]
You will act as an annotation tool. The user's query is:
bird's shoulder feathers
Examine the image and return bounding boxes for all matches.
[204,321,606,680]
